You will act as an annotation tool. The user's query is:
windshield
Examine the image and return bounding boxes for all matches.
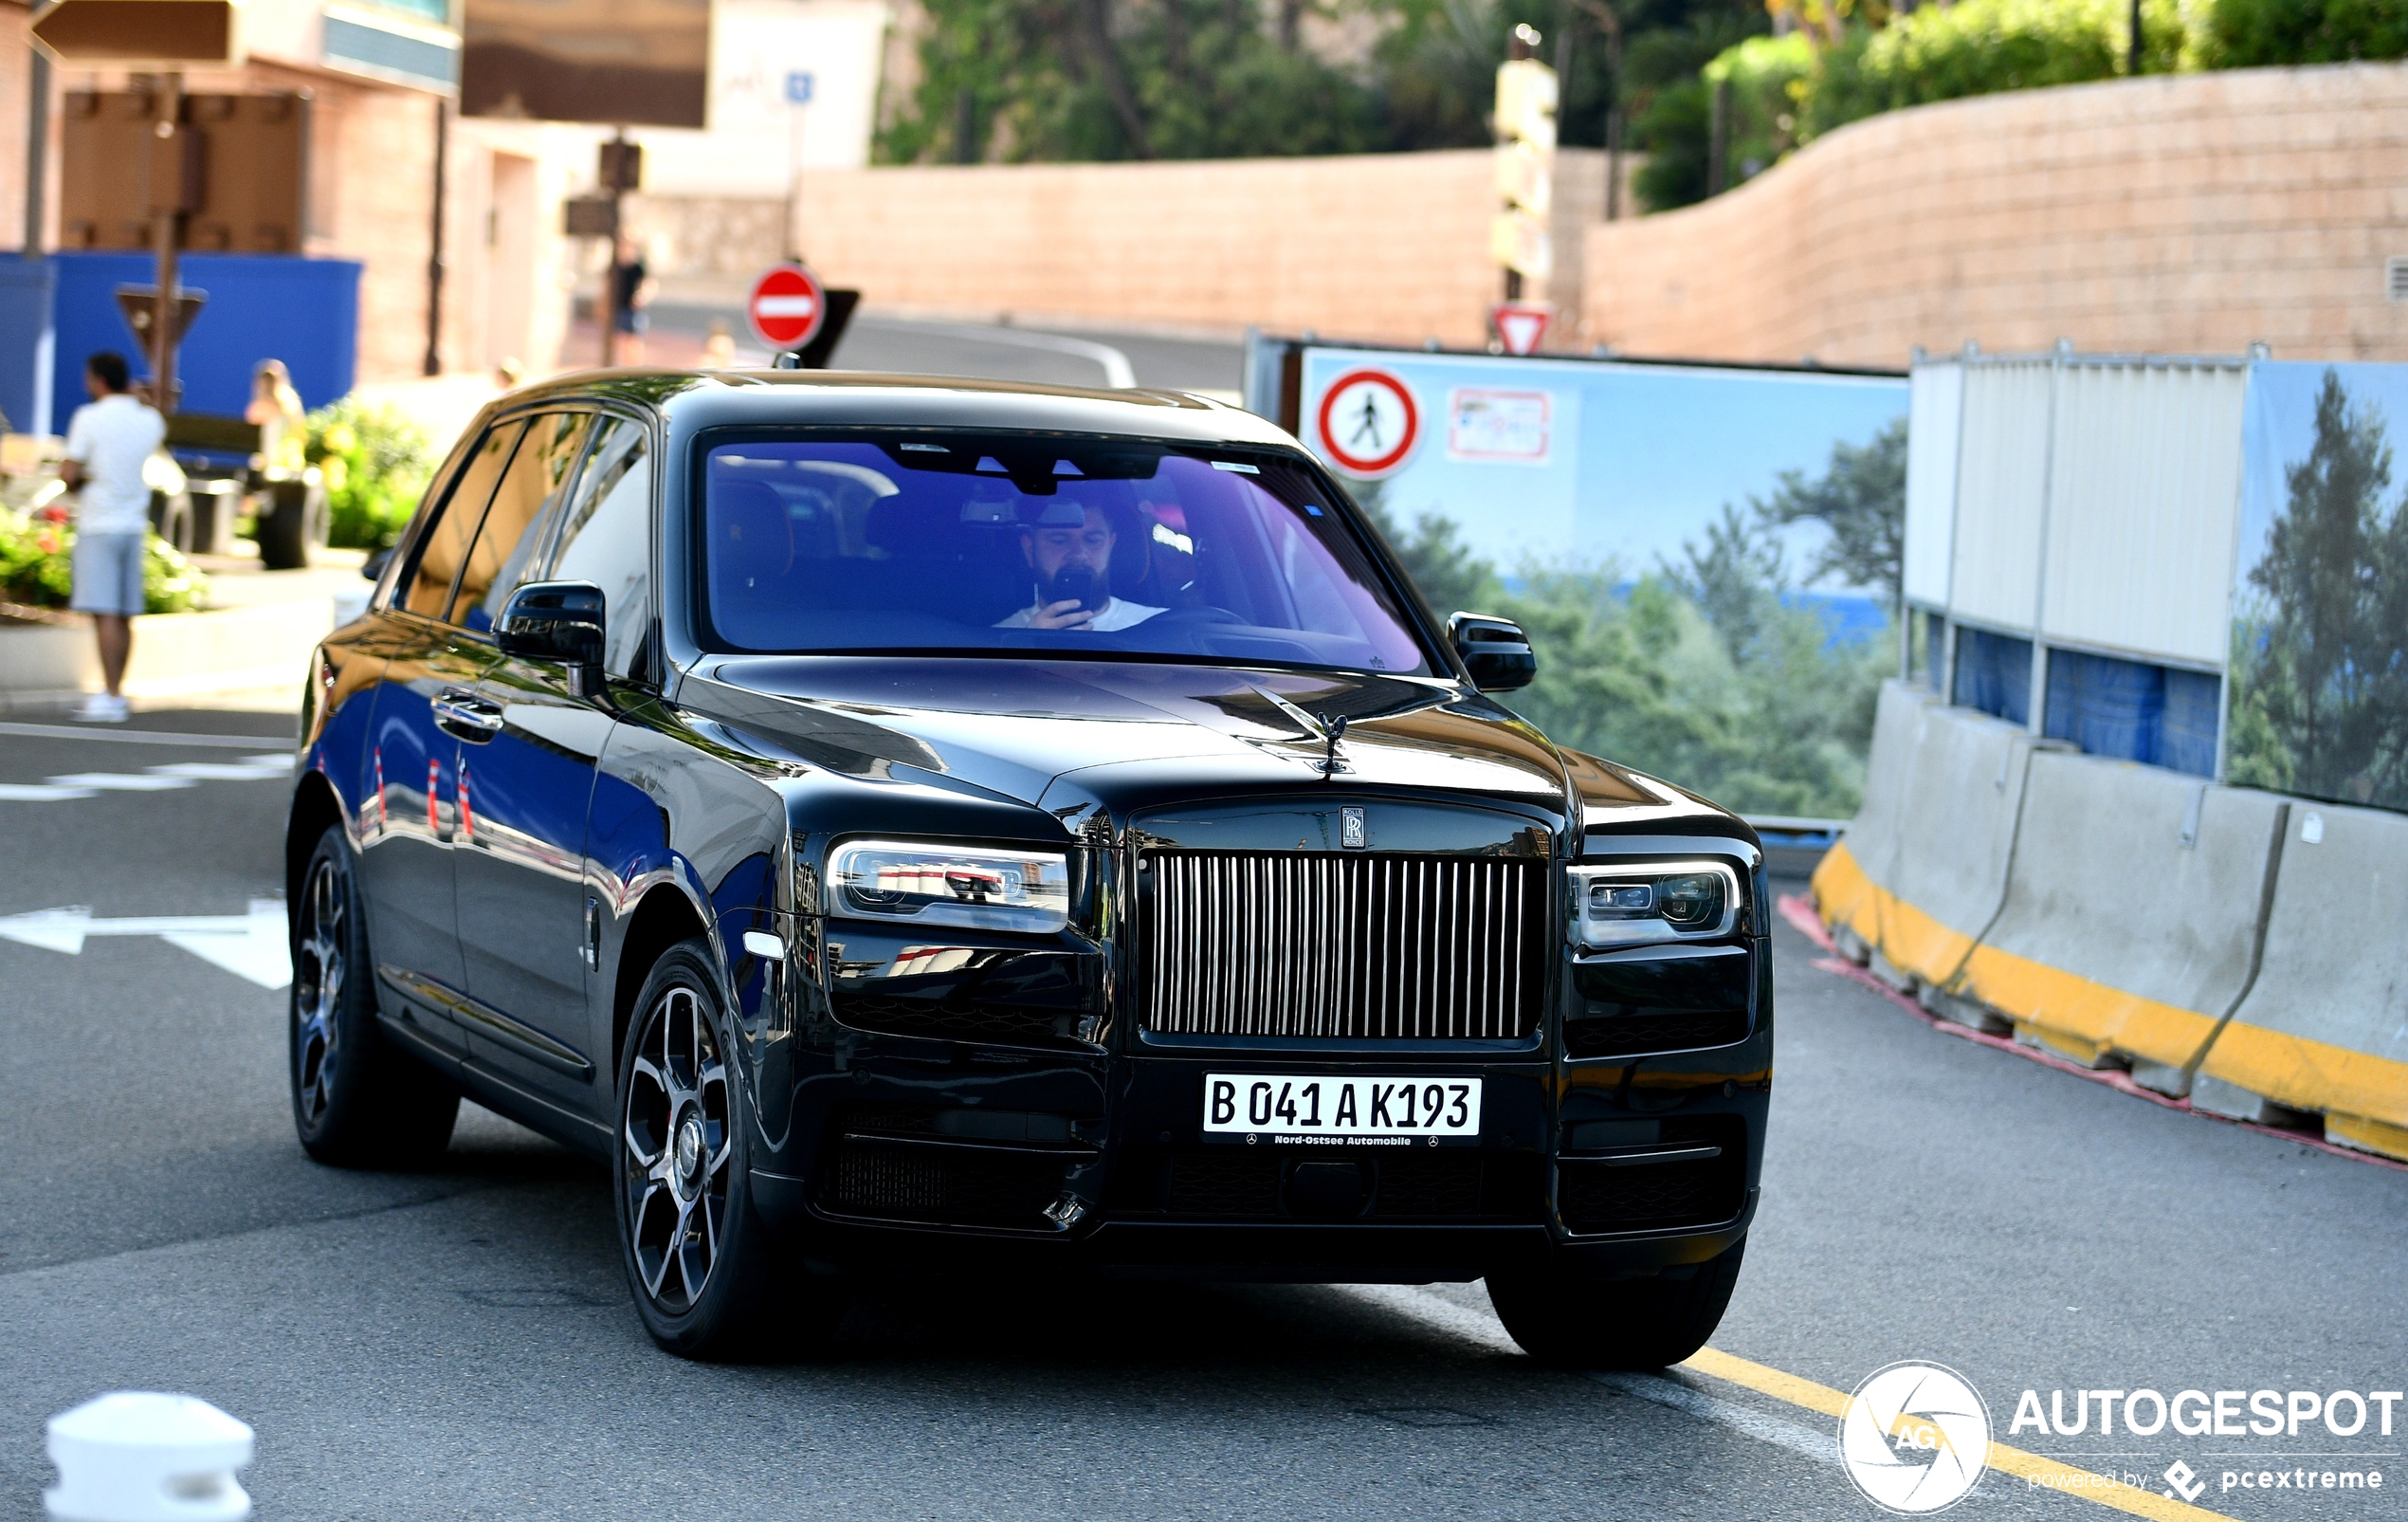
[698,433,1432,674]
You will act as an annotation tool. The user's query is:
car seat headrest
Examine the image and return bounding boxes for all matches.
[714,479,794,575]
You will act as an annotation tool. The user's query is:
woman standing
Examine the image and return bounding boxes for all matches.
[246,359,306,479]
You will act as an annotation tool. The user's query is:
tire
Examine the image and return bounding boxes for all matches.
[613,939,837,1361]
[1487,1236,1747,1370]
[290,824,462,1166]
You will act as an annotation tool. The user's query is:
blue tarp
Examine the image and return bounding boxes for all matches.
[2044,648,2219,779]
[1953,627,2033,727]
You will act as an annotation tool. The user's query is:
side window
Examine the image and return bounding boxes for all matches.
[452,411,594,633]
[401,420,524,619]
[545,415,652,678]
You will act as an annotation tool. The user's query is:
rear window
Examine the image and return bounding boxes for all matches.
[696,433,1431,675]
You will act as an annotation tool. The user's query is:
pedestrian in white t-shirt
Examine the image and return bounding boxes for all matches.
[60,351,165,724]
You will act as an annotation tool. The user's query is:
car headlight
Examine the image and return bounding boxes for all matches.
[1567,861,1742,948]
[826,839,1070,933]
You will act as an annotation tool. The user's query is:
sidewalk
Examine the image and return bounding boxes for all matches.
[0,547,367,715]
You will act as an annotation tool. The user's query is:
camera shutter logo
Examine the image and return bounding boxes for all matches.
[1837,1362,1992,1513]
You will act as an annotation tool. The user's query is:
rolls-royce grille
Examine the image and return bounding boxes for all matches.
[1141,851,1548,1040]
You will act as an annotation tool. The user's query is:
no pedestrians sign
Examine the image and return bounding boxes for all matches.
[1316,368,1420,478]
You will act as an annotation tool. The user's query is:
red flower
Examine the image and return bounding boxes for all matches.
[39,504,69,524]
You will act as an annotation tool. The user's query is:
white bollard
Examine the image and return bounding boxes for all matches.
[44,1393,253,1522]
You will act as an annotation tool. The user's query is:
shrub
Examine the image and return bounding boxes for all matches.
[1704,33,1815,183]
[306,398,436,551]
[1685,0,2197,158]
[2201,0,2408,64]
[0,506,208,614]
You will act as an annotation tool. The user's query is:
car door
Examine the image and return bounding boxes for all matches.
[438,404,611,1092]
[452,413,649,1108]
[354,416,526,1044]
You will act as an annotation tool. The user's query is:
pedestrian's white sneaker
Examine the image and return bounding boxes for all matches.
[73,693,129,724]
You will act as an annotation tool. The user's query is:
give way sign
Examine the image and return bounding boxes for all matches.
[1492,303,1551,356]
[747,262,829,351]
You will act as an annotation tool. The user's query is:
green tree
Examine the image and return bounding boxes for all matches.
[1753,413,1906,595]
[2233,369,2408,807]
[2202,0,2408,65]
[1671,502,1787,664]
[1357,489,1890,816]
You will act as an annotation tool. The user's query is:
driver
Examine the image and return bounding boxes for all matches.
[995,501,1165,632]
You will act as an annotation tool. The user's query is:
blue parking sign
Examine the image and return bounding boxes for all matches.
[784,71,814,104]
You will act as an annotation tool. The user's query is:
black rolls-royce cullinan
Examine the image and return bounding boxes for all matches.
[284,369,1770,1366]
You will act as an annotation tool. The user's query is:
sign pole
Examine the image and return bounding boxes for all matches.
[780,73,812,262]
[150,70,183,414]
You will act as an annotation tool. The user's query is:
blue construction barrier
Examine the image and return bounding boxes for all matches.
[27,251,360,423]
[0,259,57,433]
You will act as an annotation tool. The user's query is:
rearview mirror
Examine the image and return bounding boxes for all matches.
[1448,612,1536,692]
[497,580,606,694]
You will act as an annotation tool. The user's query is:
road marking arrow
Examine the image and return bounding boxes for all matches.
[0,899,290,988]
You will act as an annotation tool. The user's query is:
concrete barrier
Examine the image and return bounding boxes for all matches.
[1815,683,2408,1163]
[1815,684,2041,1002]
[1957,751,2285,1082]
[2201,801,2408,1157]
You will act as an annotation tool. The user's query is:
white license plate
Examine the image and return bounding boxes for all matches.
[1202,1073,1483,1146]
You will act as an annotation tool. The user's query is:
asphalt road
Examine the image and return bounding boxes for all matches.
[2,709,2402,1521]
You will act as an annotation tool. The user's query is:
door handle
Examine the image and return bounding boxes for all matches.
[432,687,503,743]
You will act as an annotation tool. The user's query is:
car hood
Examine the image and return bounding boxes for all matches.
[674,656,1741,841]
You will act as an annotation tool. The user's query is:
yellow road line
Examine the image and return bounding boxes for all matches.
[1683,1348,2239,1521]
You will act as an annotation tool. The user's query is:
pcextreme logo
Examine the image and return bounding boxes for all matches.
[1838,1362,1993,1513]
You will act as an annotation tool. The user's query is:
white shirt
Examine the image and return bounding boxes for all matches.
[64,394,167,536]
[995,596,1165,632]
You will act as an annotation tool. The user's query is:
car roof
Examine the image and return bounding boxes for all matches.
[497,368,1305,452]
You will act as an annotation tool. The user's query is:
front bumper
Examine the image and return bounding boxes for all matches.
[748,1043,1765,1281]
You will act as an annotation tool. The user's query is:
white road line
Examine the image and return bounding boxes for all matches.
[0,782,98,800]
[45,772,198,791]
[860,317,1138,389]
[0,722,295,749]
[0,901,290,988]
[0,754,291,802]
[1333,1283,1839,1468]
[149,758,293,781]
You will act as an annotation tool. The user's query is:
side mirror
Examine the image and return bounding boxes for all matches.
[498,579,606,694]
[1449,612,1536,692]
[361,546,392,582]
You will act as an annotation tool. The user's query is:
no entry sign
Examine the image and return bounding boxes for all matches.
[1315,368,1420,478]
[747,263,828,352]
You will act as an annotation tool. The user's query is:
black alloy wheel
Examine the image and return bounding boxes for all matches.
[1487,1235,1748,1369]
[622,978,734,1313]
[289,824,461,1165]
[613,938,840,1359]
